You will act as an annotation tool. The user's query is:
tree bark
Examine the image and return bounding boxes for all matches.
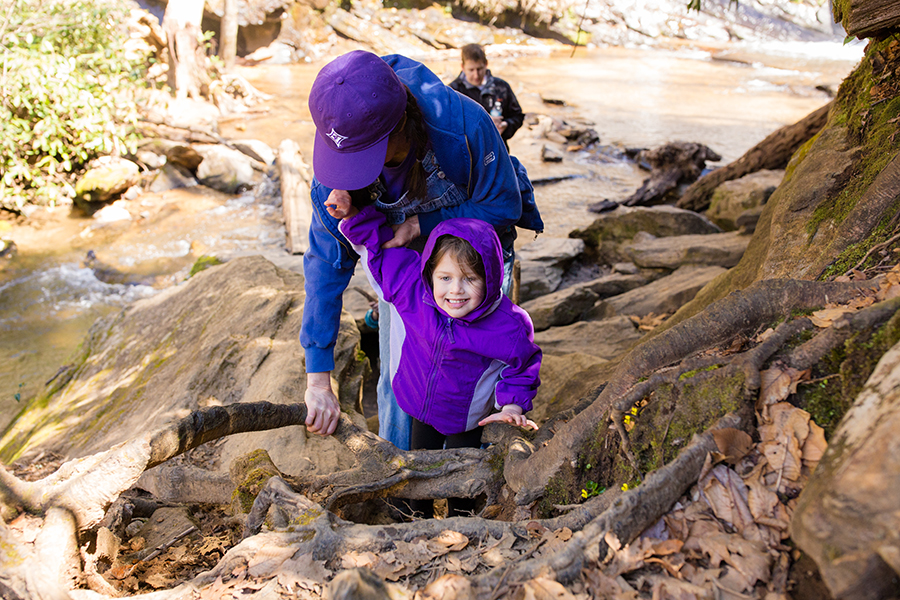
[162,0,208,100]
[677,101,832,212]
[278,139,313,254]
[220,0,238,70]
[836,0,900,38]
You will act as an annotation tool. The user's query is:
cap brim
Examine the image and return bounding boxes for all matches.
[313,133,388,191]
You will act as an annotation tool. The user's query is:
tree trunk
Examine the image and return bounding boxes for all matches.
[163,0,207,100]
[676,101,832,212]
[220,0,238,70]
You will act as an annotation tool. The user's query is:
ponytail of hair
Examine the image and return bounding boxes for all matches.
[402,87,430,201]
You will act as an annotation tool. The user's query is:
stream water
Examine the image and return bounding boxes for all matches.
[0,42,863,432]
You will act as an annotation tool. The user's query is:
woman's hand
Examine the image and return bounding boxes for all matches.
[305,372,341,435]
[383,214,421,248]
[325,189,358,219]
[478,404,538,430]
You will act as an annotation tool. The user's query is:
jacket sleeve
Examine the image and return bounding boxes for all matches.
[338,206,424,307]
[417,103,521,237]
[494,312,542,413]
[300,181,357,374]
[500,81,524,141]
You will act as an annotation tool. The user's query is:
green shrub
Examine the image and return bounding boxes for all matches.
[0,0,148,211]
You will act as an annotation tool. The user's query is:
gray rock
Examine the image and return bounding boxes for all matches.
[522,286,599,332]
[149,163,198,193]
[623,231,749,269]
[517,237,585,301]
[535,316,642,360]
[74,158,141,208]
[612,262,641,275]
[705,169,783,231]
[231,139,276,166]
[541,144,564,162]
[582,272,649,298]
[737,205,764,234]
[585,265,726,319]
[195,144,259,193]
[570,205,721,264]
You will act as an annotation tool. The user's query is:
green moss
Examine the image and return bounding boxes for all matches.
[678,365,721,381]
[808,36,900,241]
[784,130,822,182]
[188,255,223,278]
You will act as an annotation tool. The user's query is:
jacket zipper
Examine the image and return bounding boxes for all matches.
[423,317,453,423]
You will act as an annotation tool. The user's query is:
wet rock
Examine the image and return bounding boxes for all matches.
[92,201,133,224]
[195,144,260,193]
[521,286,599,331]
[231,139,276,166]
[623,230,749,270]
[541,145,564,162]
[149,163,199,193]
[166,145,204,171]
[161,98,220,134]
[705,169,783,231]
[623,141,722,206]
[792,339,900,600]
[570,205,721,265]
[584,264,726,320]
[586,199,618,213]
[135,149,166,169]
[0,239,17,260]
[74,158,141,210]
[0,256,365,479]
[535,316,642,359]
[244,41,295,64]
[517,237,585,301]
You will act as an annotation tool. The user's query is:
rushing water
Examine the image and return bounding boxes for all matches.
[0,42,862,432]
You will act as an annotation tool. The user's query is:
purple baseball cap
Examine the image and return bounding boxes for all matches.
[308,51,407,190]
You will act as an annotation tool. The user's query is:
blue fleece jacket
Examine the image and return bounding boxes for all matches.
[300,54,524,373]
[339,206,541,435]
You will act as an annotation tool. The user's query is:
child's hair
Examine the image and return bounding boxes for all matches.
[461,44,487,64]
[424,235,485,286]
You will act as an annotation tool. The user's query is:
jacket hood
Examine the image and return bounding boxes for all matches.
[421,218,504,322]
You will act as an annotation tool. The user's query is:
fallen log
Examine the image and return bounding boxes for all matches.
[278,139,313,254]
[677,101,832,212]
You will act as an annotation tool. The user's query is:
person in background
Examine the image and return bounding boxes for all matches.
[299,50,542,451]
[448,43,525,151]
[327,191,541,518]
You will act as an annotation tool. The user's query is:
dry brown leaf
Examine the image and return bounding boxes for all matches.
[877,284,900,302]
[711,428,754,464]
[519,577,580,599]
[556,527,573,542]
[417,573,474,600]
[802,420,827,464]
[699,465,755,534]
[758,366,810,412]
[648,574,711,599]
[809,306,854,328]
[756,327,776,343]
[651,539,684,556]
[430,530,469,553]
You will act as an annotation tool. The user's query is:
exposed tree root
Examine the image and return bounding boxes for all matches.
[507,278,876,504]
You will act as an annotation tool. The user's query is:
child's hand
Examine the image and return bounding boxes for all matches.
[325,189,358,219]
[478,405,538,430]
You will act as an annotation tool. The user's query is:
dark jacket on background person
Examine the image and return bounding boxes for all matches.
[449,70,524,147]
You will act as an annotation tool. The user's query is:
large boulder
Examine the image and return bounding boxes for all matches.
[535,317,642,359]
[705,169,783,231]
[570,205,721,264]
[518,237,585,301]
[585,265,727,319]
[623,231,749,270]
[521,286,598,332]
[0,256,366,478]
[195,144,260,193]
[74,158,141,211]
[792,339,900,600]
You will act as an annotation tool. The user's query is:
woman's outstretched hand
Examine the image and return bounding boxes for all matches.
[383,214,420,248]
[478,405,538,430]
[305,372,341,436]
[325,189,358,220]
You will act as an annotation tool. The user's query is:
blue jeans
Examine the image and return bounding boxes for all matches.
[376,249,515,450]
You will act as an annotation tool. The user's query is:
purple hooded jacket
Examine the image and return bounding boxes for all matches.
[338,206,541,436]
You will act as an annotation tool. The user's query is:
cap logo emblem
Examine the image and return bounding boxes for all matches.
[326,128,348,148]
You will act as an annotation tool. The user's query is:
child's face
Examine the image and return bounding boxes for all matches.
[462,60,487,87]
[431,252,485,319]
